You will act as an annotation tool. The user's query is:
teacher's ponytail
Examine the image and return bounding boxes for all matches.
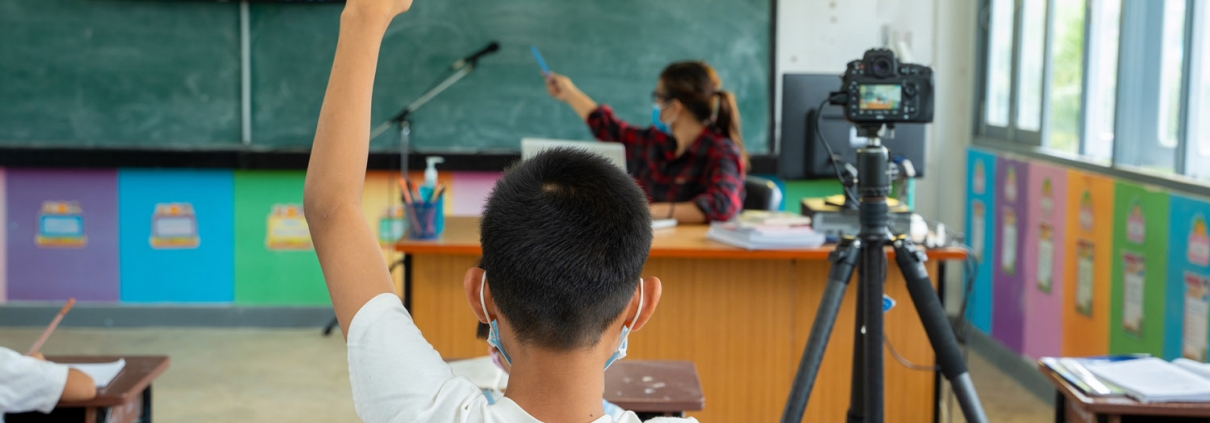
[659,61,749,168]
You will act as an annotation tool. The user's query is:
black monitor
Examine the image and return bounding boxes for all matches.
[778,73,927,180]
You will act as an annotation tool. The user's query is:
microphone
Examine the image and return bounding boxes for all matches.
[452,41,500,69]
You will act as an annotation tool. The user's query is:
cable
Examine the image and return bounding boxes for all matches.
[884,336,940,372]
[813,98,860,206]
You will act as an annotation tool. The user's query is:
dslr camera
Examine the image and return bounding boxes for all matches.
[836,48,934,124]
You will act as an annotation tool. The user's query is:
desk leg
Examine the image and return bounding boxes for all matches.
[84,408,97,423]
[1054,390,1065,423]
[402,254,413,312]
[140,386,152,423]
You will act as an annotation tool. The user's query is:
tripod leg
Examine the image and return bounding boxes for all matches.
[892,238,989,423]
[846,265,866,423]
[860,244,886,423]
[779,238,861,423]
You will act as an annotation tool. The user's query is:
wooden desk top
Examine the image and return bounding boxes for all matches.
[1039,362,1210,417]
[605,360,704,413]
[49,356,170,408]
[395,216,966,260]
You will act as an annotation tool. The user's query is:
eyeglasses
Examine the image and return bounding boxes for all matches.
[651,91,672,103]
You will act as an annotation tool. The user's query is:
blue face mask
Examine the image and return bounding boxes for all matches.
[651,104,672,135]
[480,272,643,370]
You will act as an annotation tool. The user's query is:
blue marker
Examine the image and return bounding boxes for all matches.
[530,45,551,75]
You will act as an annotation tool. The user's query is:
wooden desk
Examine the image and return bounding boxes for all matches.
[398,217,963,423]
[6,356,169,423]
[605,360,704,417]
[1040,363,1210,422]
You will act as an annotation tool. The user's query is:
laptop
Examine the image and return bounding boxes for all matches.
[520,138,627,172]
[519,138,675,230]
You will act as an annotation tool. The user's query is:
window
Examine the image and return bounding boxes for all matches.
[1017,0,1048,132]
[1083,0,1121,161]
[986,0,1016,128]
[978,0,1210,185]
[1047,0,1087,155]
[1186,0,1210,180]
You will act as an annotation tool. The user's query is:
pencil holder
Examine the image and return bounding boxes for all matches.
[407,202,440,240]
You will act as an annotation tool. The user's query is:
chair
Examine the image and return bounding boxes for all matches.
[742,176,783,211]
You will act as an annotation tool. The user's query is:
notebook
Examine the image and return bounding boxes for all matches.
[66,359,126,388]
[1086,357,1210,403]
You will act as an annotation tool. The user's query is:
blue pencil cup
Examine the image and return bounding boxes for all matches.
[407,202,441,240]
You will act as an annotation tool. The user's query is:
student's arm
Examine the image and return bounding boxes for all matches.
[303,0,412,339]
[61,369,97,402]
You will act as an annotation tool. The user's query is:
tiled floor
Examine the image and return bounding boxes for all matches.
[0,327,1051,422]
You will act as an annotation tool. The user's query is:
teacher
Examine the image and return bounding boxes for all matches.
[545,61,748,223]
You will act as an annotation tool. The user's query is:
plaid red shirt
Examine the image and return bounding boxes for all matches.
[587,105,746,222]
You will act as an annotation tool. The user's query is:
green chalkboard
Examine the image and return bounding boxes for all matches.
[1,0,769,153]
[0,0,241,148]
[253,0,770,153]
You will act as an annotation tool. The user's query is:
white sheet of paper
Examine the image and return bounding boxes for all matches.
[1076,241,1095,316]
[1036,233,1054,293]
[66,359,126,388]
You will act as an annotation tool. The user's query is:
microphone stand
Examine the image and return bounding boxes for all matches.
[322,60,480,337]
[370,61,478,180]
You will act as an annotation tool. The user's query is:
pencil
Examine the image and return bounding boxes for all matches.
[398,178,414,205]
[27,298,75,355]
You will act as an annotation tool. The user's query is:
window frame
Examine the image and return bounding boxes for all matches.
[975,0,1210,194]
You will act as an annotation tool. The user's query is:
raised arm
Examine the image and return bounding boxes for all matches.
[303,0,412,339]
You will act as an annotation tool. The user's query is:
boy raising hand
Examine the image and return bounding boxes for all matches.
[303,1,692,422]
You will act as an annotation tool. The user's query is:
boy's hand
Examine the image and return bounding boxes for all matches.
[27,352,45,361]
[345,0,413,22]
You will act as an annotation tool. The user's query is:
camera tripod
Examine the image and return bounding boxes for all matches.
[780,123,988,423]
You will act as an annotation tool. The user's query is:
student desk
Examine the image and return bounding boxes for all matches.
[397,217,963,423]
[1040,362,1210,422]
[6,356,169,423]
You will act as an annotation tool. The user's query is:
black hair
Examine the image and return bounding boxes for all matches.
[480,148,653,350]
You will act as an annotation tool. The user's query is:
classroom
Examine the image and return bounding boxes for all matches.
[3,0,1209,422]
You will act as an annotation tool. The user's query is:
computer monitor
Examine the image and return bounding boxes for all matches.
[520,138,627,172]
[778,73,927,180]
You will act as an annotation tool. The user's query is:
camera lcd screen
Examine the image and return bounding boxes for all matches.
[858,84,902,111]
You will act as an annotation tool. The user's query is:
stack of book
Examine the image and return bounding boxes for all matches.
[706,211,825,250]
[1041,355,1210,403]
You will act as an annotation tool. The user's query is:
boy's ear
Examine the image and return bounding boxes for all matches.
[629,276,663,332]
[463,267,491,324]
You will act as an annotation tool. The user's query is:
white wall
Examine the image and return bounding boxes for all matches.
[777,0,977,308]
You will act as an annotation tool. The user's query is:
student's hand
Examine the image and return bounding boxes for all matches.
[344,0,413,21]
[545,73,581,103]
[27,352,45,361]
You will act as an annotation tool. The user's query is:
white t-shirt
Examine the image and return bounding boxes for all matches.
[348,293,698,423]
[0,347,68,418]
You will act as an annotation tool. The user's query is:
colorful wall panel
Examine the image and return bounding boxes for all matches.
[1109,182,1169,356]
[1165,194,1210,361]
[451,172,502,216]
[1061,170,1115,357]
[118,170,235,303]
[1022,163,1066,359]
[964,149,997,333]
[232,171,328,306]
[992,157,1028,353]
[5,169,120,301]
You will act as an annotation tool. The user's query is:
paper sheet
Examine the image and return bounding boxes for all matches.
[66,359,126,388]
